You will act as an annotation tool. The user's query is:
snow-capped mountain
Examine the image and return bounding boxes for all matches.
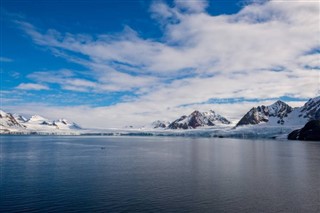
[0,109,81,134]
[13,114,28,123]
[236,97,320,127]
[236,100,293,127]
[53,119,81,130]
[298,96,320,120]
[167,110,231,129]
[28,115,50,123]
[0,110,25,132]
[151,120,170,129]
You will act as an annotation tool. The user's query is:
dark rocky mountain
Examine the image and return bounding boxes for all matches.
[288,120,320,141]
[236,100,293,127]
[167,110,231,129]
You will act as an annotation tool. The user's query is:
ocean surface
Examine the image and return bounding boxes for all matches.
[1,136,319,212]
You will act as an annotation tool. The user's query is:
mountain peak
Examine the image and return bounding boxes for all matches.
[0,110,7,116]
[167,109,230,129]
[299,96,320,120]
[0,109,24,129]
[271,100,287,106]
[29,115,47,122]
[267,100,293,117]
[53,119,81,129]
[236,100,293,127]
[191,110,202,116]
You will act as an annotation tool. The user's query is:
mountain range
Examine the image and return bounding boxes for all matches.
[236,97,320,127]
[1,96,319,136]
[0,110,80,134]
[152,96,320,130]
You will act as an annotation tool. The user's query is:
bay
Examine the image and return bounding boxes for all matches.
[1,136,319,212]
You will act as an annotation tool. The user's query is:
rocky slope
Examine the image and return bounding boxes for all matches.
[167,110,231,129]
[288,120,320,141]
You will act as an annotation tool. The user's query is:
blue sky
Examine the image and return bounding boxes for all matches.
[1,0,319,127]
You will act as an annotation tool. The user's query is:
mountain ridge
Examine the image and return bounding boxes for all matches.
[236,96,320,128]
[0,110,81,134]
[167,110,231,129]
[1,96,319,136]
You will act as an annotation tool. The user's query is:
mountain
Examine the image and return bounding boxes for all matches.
[236,97,320,127]
[151,120,170,129]
[13,113,28,123]
[0,109,81,134]
[167,110,231,129]
[236,100,293,126]
[298,96,320,120]
[53,119,81,130]
[0,110,25,132]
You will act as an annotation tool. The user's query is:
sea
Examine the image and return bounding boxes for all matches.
[1,136,319,212]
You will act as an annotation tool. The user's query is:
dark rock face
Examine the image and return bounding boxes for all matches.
[188,111,206,129]
[236,100,293,127]
[288,120,320,141]
[236,106,268,126]
[168,115,189,129]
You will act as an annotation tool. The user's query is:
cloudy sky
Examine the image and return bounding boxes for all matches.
[1,0,319,128]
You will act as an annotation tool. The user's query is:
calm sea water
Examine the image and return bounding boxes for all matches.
[0,136,319,212]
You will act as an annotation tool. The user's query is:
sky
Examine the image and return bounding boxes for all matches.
[1,0,319,128]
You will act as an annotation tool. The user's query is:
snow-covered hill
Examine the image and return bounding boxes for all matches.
[0,109,81,134]
[167,110,231,129]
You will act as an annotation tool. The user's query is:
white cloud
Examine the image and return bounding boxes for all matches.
[27,69,158,92]
[16,83,49,90]
[9,0,320,127]
[17,1,319,75]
